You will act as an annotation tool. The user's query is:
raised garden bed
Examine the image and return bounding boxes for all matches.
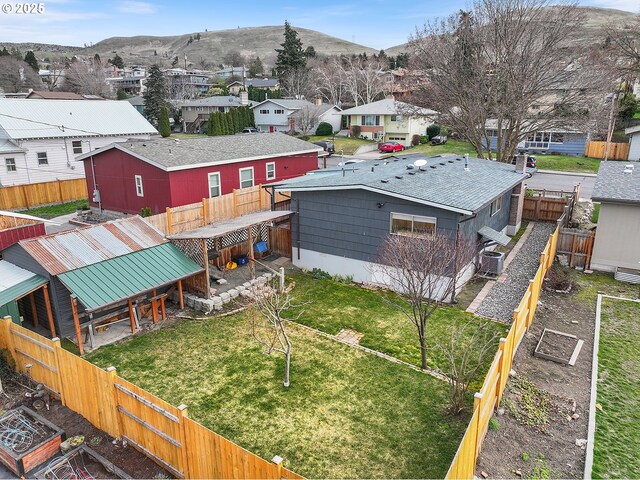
[534,328,583,366]
[0,406,65,476]
[33,444,129,479]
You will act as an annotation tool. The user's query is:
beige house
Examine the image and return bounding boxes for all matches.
[341,99,437,146]
[590,162,640,282]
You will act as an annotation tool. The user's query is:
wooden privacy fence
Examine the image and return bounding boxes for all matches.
[145,185,290,236]
[556,228,595,269]
[0,179,88,210]
[0,318,303,480]
[523,185,578,223]
[584,141,630,160]
[446,227,559,479]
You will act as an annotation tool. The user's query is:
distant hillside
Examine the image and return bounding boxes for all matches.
[386,7,639,56]
[1,26,379,68]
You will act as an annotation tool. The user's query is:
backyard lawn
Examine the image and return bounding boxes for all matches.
[88,312,469,478]
[592,296,640,479]
[18,199,88,219]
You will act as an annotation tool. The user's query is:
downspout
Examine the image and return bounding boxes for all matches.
[451,213,478,303]
[296,198,301,260]
[90,156,102,212]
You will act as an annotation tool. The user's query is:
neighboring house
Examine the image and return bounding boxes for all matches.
[0,99,157,186]
[77,133,322,215]
[126,95,145,115]
[227,78,280,95]
[25,91,85,100]
[106,74,146,96]
[163,68,213,96]
[590,162,640,280]
[1,216,203,351]
[270,153,527,285]
[0,210,53,251]
[214,66,249,80]
[252,99,342,134]
[178,93,255,133]
[341,98,437,146]
[625,125,640,161]
[485,120,590,156]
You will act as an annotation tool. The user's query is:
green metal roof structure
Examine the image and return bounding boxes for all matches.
[0,260,47,307]
[57,243,203,312]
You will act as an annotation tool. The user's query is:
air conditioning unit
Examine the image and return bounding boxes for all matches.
[481,251,505,275]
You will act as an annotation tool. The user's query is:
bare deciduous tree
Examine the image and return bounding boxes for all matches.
[64,58,112,97]
[408,0,613,162]
[310,56,348,106]
[292,104,321,135]
[373,232,478,370]
[437,321,499,414]
[0,57,43,93]
[604,15,640,76]
[249,279,300,387]
[280,66,315,99]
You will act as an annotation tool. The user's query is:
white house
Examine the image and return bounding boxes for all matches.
[625,125,640,162]
[0,99,157,186]
[341,98,437,146]
[252,99,342,134]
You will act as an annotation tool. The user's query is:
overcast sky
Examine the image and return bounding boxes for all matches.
[0,0,637,50]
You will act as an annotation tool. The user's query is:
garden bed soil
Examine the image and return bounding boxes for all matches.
[535,329,579,363]
[0,376,172,479]
[33,445,129,479]
[476,271,596,479]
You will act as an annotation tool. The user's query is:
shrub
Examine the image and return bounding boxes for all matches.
[440,126,448,137]
[140,207,153,217]
[158,106,171,138]
[411,134,421,146]
[426,124,441,140]
[315,122,333,136]
[420,135,428,144]
[310,268,331,280]
[351,125,361,138]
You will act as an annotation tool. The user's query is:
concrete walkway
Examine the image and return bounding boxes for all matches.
[45,212,80,234]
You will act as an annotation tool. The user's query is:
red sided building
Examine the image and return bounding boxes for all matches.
[78,133,321,215]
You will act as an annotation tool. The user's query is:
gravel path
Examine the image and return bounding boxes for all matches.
[475,222,556,323]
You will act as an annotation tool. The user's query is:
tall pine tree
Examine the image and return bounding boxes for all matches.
[143,64,168,126]
[24,51,39,71]
[274,21,307,80]
[158,106,171,137]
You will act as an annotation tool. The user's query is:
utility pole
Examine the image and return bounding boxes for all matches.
[604,91,618,162]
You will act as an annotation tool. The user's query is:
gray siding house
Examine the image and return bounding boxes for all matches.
[590,162,640,280]
[272,154,527,285]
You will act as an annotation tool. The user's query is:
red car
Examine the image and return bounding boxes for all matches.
[379,141,404,153]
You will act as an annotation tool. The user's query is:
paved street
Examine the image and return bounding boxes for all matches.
[525,171,596,199]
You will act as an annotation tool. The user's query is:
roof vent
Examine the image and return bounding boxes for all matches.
[430,165,437,169]
[395,175,403,179]
[393,158,399,162]
[439,162,446,166]
[381,179,389,183]
[408,171,416,175]
[406,165,414,170]
[456,157,462,161]
[623,168,633,174]
[448,160,454,163]
[625,164,634,170]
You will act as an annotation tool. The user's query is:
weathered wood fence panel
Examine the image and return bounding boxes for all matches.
[556,228,595,269]
[0,317,302,479]
[446,227,559,479]
[145,185,291,236]
[269,226,292,257]
[585,141,630,160]
[0,179,88,210]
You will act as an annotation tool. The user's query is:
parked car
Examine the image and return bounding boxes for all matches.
[512,154,537,168]
[379,141,404,153]
[242,127,259,134]
[431,135,448,145]
[313,141,335,156]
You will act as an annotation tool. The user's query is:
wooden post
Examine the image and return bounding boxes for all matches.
[128,299,136,333]
[166,207,173,235]
[57,180,64,203]
[177,404,191,479]
[202,198,208,226]
[22,186,30,210]
[160,296,166,320]
[29,293,39,328]
[258,184,263,210]
[151,289,158,324]
[248,226,255,279]
[232,189,238,216]
[496,338,508,403]
[178,280,184,309]
[70,296,84,356]
[106,366,125,438]
[473,393,483,461]
[51,338,66,406]
[202,239,210,299]
[42,284,55,337]
[526,279,536,329]
[1,316,17,364]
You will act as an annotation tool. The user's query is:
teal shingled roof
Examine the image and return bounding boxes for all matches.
[57,243,203,312]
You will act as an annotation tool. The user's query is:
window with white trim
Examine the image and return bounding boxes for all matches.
[266,162,275,180]
[490,196,502,216]
[274,109,285,114]
[390,213,436,237]
[259,109,269,114]
[208,172,221,197]
[390,115,403,122]
[72,141,83,154]
[5,158,16,172]
[362,115,380,126]
[135,175,144,197]
[239,167,254,188]
[37,152,48,165]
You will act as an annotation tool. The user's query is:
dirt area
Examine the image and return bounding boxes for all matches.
[535,330,579,362]
[476,268,595,479]
[0,371,172,479]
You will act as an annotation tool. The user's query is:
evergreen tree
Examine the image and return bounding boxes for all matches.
[110,53,124,69]
[219,113,228,135]
[206,113,215,136]
[116,89,128,100]
[304,46,316,58]
[214,112,224,135]
[23,51,39,71]
[248,56,264,77]
[0,47,9,57]
[196,33,201,41]
[94,53,101,65]
[274,21,306,79]
[143,64,169,126]
[248,107,256,127]
[231,108,240,133]
[158,106,171,137]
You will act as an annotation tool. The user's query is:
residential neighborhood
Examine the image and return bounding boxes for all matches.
[0,1,639,479]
